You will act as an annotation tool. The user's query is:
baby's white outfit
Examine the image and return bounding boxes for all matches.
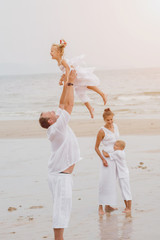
[109,150,132,201]
[47,108,80,228]
[59,56,100,103]
[99,124,119,206]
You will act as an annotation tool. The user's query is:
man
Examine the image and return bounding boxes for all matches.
[39,71,80,240]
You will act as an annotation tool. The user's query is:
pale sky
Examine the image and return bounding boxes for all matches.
[0,0,160,75]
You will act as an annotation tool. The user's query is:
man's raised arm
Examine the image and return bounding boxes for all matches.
[63,70,76,115]
[59,71,76,114]
[59,74,67,110]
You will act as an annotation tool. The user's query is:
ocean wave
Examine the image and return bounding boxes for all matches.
[114,92,160,101]
[143,91,160,96]
[1,70,160,120]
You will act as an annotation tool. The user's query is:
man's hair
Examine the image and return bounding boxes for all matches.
[39,113,50,129]
[116,140,126,150]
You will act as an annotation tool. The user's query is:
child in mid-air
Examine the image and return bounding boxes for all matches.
[102,140,132,213]
[50,39,107,118]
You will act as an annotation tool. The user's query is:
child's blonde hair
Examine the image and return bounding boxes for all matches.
[116,140,126,150]
[52,39,67,57]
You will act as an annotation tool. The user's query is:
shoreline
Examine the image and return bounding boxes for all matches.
[0,119,160,139]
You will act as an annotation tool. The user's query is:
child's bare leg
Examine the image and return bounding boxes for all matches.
[124,200,127,210]
[84,102,94,118]
[87,86,107,105]
[122,200,132,213]
[99,205,105,215]
[127,200,132,211]
[54,228,64,240]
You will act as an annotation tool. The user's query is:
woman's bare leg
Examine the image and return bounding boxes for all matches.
[122,200,132,213]
[84,102,94,118]
[99,205,105,215]
[87,86,107,105]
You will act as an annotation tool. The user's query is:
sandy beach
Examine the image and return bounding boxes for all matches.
[0,119,160,240]
[0,118,160,138]
[1,135,160,240]
[0,71,160,240]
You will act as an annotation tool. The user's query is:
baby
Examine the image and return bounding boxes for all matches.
[50,39,107,118]
[102,140,132,213]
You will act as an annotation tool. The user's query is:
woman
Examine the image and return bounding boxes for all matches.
[95,108,120,215]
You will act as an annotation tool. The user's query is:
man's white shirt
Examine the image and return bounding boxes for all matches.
[47,108,80,174]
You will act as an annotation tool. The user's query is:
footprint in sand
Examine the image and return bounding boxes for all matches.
[139,162,144,165]
[8,207,17,212]
[138,163,147,169]
[135,209,145,212]
[17,216,24,221]
[29,206,44,209]
[142,166,147,169]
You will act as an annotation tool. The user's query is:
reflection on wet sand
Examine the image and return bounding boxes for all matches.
[99,213,118,240]
[99,212,132,240]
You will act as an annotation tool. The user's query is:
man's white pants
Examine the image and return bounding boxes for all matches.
[48,173,73,228]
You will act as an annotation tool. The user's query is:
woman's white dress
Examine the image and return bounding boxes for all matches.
[99,123,120,206]
[59,56,100,103]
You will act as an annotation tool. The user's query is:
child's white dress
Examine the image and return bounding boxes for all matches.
[59,55,100,103]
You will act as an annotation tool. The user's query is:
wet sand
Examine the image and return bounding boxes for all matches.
[1,135,160,239]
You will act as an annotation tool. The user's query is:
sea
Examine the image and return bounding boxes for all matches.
[0,68,160,120]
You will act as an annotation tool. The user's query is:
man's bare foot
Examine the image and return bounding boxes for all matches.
[89,107,94,118]
[102,93,107,105]
[105,205,118,212]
